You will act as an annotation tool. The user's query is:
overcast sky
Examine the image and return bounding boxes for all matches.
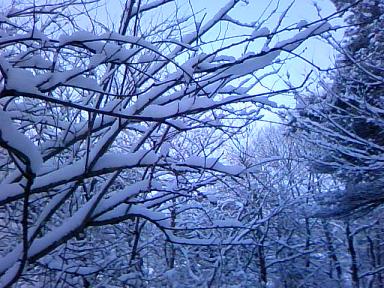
[185,0,342,121]
[0,0,343,123]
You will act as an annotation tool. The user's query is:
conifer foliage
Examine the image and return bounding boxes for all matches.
[295,0,384,216]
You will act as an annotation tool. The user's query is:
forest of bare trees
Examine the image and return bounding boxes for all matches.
[0,0,383,287]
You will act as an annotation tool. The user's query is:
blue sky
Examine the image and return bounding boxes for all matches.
[0,0,341,73]
[0,0,343,122]
[182,0,342,121]
[188,0,340,66]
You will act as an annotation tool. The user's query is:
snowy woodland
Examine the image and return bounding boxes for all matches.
[0,0,383,287]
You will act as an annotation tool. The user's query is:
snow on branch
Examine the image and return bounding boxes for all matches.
[0,0,333,284]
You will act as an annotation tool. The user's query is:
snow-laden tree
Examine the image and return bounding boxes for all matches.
[195,126,343,287]
[292,0,384,217]
[0,0,333,286]
[225,126,384,288]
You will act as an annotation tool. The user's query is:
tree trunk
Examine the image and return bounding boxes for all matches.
[258,244,267,285]
[322,220,343,281]
[346,222,360,288]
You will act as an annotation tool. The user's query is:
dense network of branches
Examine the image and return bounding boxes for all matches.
[0,0,335,286]
[2,0,384,287]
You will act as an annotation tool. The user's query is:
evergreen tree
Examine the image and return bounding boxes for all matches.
[294,0,384,216]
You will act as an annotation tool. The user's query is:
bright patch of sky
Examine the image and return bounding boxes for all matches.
[192,0,341,66]
[0,0,343,123]
[183,0,343,122]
